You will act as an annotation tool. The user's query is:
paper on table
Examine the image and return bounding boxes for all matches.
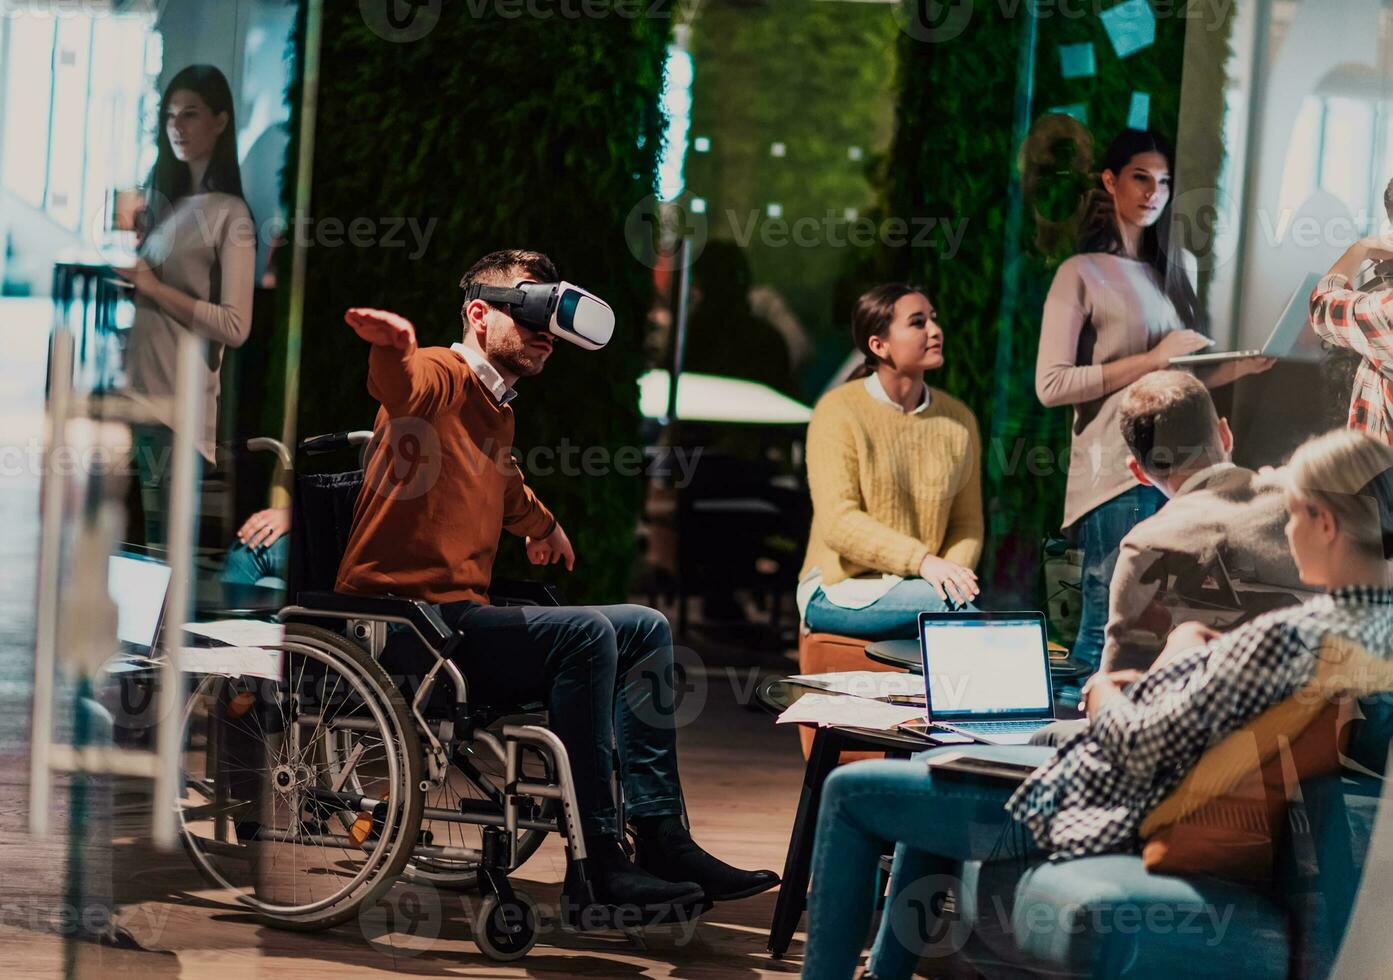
[179,646,283,680]
[776,693,925,731]
[183,619,284,647]
[788,671,924,700]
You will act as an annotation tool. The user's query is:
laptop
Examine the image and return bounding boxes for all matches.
[108,551,173,658]
[919,611,1056,745]
[1170,272,1323,367]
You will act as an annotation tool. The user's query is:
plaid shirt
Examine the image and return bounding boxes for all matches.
[1007,587,1393,860]
[1309,273,1393,443]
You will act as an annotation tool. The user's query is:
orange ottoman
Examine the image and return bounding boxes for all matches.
[796,631,903,763]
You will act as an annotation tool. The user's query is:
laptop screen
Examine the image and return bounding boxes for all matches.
[921,615,1052,720]
[108,553,172,651]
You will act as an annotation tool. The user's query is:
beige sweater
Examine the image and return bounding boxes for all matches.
[1036,252,1190,528]
[801,380,983,587]
[126,192,255,459]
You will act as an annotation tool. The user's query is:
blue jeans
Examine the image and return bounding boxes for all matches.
[1072,484,1166,675]
[804,745,1052,980]
[804,577,979,640]
[220,536,289,588]
[383,602,683,838]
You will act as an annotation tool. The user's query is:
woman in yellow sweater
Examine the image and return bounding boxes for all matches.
[798,283,984,639]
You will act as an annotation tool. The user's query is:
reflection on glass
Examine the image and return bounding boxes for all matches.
[119,65,254,549]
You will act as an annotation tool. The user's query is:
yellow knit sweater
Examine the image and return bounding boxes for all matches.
[801,380,984,586]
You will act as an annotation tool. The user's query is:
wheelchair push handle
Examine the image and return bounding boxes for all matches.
[299,430,373,457]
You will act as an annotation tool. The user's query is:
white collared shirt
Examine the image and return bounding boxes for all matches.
[451,342,517,406]
[1174,460,1237,498]
[864,374,932,414]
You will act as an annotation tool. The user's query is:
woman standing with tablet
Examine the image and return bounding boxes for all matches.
[1034,129,1267,680]
[117,65,255,547]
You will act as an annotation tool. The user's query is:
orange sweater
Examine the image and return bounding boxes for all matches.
[335,343,556,604]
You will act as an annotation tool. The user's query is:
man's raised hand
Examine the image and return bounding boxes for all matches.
[345,307,416,349]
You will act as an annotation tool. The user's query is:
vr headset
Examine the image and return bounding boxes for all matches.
[461,280,615,351]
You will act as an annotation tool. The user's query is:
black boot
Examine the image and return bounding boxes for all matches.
[631,815,780,902]
[561,834,706,931]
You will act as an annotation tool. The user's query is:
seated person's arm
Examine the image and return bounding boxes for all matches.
[502,459,572,570]
[807,408,927,575]
[938,412,983,571]
[345,308,455,416]
[1099,540,1170,673]
[1035,269,1209,407]
[1084,619,1309,783]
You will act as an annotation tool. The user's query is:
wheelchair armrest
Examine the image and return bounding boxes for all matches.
[489,578,565,607]
[287,590,454,649]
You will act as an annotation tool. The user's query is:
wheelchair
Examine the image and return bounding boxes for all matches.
[175,431,596,961]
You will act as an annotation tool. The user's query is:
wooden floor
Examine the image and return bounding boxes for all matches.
[3,614,822,979]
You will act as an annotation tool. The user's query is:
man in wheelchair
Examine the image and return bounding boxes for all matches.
[334,249,778,923]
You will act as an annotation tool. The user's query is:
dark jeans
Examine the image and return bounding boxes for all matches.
[131,422,205,550]
[1072,484,1166,677]
[400,601,685,838]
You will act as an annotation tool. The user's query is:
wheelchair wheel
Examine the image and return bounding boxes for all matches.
[177,623,424,931]
[474,889,539,962]
[401,728,557,890]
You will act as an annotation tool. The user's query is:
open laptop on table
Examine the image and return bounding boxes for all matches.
[919,611,1057,745]
[108,551,173,660]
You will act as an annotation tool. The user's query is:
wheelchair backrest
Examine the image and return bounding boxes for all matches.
[287,469,364,596]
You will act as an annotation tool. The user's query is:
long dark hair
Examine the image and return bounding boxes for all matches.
[1078,129,1201,332]
[848,282,927,380]
[143,65,243,231]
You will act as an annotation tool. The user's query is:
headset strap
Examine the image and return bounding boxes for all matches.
[461,284,527,306]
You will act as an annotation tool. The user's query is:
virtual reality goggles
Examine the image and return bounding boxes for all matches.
[461,280,615,351]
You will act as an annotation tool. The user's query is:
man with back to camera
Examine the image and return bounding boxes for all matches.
[1033,370,1306,744]
[334,249,778,925]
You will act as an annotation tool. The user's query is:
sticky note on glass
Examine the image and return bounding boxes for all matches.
[1059,42,1096,79]
[1101,0,1156,59]
[1127,91,1150,130]
[1048,103,1089,124]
